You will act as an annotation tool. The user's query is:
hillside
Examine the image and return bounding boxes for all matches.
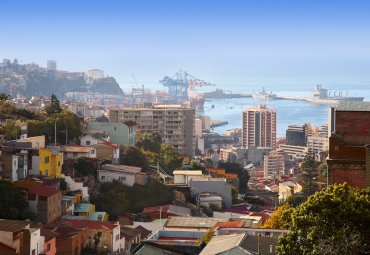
[0,59,124,98]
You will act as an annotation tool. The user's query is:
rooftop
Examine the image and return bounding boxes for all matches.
[173,170,202,175]
[29,185,60,197]
[165,217,230,229]
[62,219,119,230]
[98,164,141,174]
[199,234,245,255]
[0,219,30,232]
[74,203,94,213]
[336,101,370,112]
[61,145,94,153]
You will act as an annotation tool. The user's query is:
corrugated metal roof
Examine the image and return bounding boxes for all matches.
[336,101,370,111]
[199,234,245,255]
[165,216,230,228]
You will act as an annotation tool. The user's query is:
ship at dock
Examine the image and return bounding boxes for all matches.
[306,84,364,104]
[202,88,250,99]
[252,87,277,100]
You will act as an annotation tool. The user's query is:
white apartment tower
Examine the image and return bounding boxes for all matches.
[242,105,276,149]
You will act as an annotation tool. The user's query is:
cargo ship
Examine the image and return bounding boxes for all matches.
[306,85,364,104]
[252,87,277,100]
[202,88,251,99]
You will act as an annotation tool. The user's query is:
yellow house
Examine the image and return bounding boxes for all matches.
[38,148,63,177]
[74,203,96,217]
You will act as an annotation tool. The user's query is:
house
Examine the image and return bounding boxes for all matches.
[28,185,62,224]
[190,178,232,208]
[97,164,146,186]
[61,219,121,253]
[93,142,120,163]
[200,233,279,255]
[142,204,191,220]
[87,121,137,146]
[60,145,96,160]
[40,228,57,255]
[0,141,36,180]
[278,181,303,202]
[164,216,231,232]
[18,135,46,149]
[31,148,63,178]
[73,203,95,217]
[173,170,203,185]
[0,219,45,255]
[43,225,89,255]
[120,226,142,253]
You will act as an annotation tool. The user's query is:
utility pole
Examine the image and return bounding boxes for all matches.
[54,119,57,146]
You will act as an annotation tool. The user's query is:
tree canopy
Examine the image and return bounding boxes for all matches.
[136,131,162,154]
[301,149,320,196]
[0,180,37,221]
[44,94,62,115]
[159,144,183,173]
[120,146,148,171]
[218,162,250,193]
[275,183,370,255]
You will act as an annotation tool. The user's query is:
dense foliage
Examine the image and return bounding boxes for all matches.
[0,180,37,221]
[136,131,162,154]
[92,179,173,219]
[272,183,370,255]
[301,149,320,196]
[218,162,250,193]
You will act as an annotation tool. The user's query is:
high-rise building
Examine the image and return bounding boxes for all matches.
[264,150,286,178]
[109,105,195,156]
[242,105,276,149]
[286,125,305,146]
[47,60,57,71]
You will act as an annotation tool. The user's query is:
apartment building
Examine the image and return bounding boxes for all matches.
[242,105,276,149]
[264,150,286,178]
[109,105,195,156]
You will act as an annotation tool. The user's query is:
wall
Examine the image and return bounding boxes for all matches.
[88,122,133,146]
[98,170,135,186]
[190,179,232,208]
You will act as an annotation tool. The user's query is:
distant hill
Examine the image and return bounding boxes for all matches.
[0,59,124,98]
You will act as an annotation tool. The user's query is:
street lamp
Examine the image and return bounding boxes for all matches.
[54,118,59,146]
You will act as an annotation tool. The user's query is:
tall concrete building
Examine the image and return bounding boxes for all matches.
[242,105,276,149]
[47,59,57,71]
[264,150,286,178]
[286,124,306,146]
[109,105,195,156]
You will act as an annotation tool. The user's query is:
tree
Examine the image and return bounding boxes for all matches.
[0,93,12,101]
[263,204,292,229]
[159,144,183,172]
[0,180,37,221]
[44,94,62,115]
[218,162,250,193]
[74,158,97,177]
[120,146,148,171]
[196,227,215,245]
[276,183,370,255]
[301,150,319,197]
[136,131,162,153]
[4,119,20,140]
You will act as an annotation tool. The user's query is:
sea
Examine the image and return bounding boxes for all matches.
[202,87,370,137]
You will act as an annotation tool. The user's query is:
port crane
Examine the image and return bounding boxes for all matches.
[159,69,215,101]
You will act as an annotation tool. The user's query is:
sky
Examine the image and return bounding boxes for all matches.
[1,0,370,92]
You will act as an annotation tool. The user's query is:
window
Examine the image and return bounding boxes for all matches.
[86,140,91,145]
[73,152,78,157]
[45,156,49,164]
[118,176,126,182]
[46,243,51,252]
[101,176,105,181]
[91,149,95,154]
[32,249,36,255]
[115,234,120,241]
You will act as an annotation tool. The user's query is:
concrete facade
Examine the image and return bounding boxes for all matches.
[109,105,195,156]
[87,122,136,146]
[190,178,232,208]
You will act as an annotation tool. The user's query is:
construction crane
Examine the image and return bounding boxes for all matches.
[159,69,215,102]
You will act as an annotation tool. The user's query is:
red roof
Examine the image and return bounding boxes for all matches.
[250,212,270,224]
[62,219,118,230]
[143,205,170,214]
[102,141,119,150]
[29,185,60,197]
[213,221,244,229]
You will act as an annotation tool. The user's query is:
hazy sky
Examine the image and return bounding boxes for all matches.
[1,0,370,91]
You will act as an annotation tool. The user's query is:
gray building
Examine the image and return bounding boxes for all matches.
[109,105,195,156]
[286,124,306,146]
[87,121,137,146]
[189,178,232,208]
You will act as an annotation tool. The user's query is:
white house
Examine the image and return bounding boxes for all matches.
[61,145,96,160]
[97,164,146,186]
[173,170,203,185]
